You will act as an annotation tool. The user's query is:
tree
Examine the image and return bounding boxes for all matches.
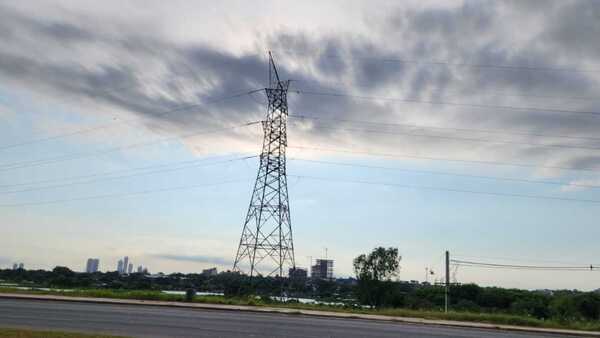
[354,247,401,281]
[511,296,550,319]
[353,247,401,307]
[574,293,600,320]
[50,266,76,287]
[550,295,579,321]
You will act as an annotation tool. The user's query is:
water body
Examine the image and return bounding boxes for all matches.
[161,290,224,296]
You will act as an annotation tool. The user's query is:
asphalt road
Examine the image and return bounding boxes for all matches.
[0,298,579,338]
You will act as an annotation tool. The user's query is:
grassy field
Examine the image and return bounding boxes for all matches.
[1,287,599,333]
[0,328,128,338]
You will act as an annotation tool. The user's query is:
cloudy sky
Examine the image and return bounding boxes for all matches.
[1,0,600,290]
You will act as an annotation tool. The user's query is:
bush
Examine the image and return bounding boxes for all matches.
[550,296,579,321]
[511,297,549,319]
[185,288,196,302]
[454,299,480,312]
[574,293,600,321]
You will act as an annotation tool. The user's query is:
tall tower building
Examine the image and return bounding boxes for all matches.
[86,258,99,273]
[117,259,124,274]
[311,259,334,280]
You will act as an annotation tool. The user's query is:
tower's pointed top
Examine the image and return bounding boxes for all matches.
[268,51,281,88]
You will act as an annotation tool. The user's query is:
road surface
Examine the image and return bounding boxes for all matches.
[0,298,580,338]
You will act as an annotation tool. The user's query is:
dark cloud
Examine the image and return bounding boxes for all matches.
[541,1,600,61]
[565,155,600,171]
[0,4,265,132]
[464,47,595,96]
[350,55,406,90]
[0,4,95,44]
[401,2,496,39]
[41,22,95,43]
[315,38,348,77]
[1,1,600,173]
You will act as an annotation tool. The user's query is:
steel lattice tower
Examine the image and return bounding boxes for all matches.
[233,53,295,277]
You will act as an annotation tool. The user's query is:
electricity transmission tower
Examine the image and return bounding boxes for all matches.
[233,52,295,277]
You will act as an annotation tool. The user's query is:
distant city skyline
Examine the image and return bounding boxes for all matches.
[111,256,149,275]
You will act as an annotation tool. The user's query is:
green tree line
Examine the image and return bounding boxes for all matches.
[2,248,599,322]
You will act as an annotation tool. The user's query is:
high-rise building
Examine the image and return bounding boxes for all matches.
[289,267,308,280]
[311,259,333,280]
[116,256,137,275]
[201,267,218,276]
[17,263,24,270]
[86,258,99,273]
[12,263,17,270]
[135,265,149,274]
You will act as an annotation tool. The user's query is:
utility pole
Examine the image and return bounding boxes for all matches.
[233,52,295,277]
[445,250,450,313]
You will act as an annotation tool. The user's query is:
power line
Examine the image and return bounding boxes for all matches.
[0,178,249,208]
[452,254,591,266]
[278,49,600,74]
[290,123,600,152]
[293,79,600,103]
[0,154,248,189]
[288,158,600,190]
[294,90,600,117]
[288,175,600,204]
[452,264,597,272]
[0,89,263,151]
[289,114,600,143]
[0,156,257,195]
[1,73,176,132]
[0,121,261,172]
[289,145,600,173]
[451,259,599,271]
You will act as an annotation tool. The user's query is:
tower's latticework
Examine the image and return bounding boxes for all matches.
[233,53,295,277]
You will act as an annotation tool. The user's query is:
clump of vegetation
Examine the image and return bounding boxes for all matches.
[353,246,402,307]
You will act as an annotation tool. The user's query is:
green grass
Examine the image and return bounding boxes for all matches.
[263,302,600,332]
[2,287,599,332]
[0,328,129,338]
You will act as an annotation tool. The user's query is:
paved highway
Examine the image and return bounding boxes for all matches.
[0,298,580,338]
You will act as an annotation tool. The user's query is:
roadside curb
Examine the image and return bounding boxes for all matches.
[1,293,598,337]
